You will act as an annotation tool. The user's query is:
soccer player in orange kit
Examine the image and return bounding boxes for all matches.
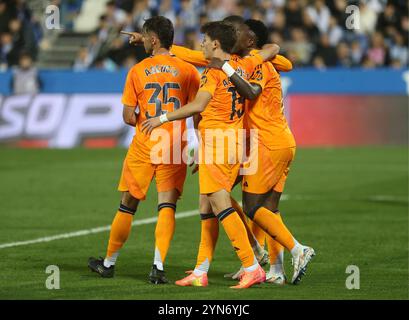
[88,16,200,284]
[214,19,315,285]
[141,21,280,289]
[123,15,292,271]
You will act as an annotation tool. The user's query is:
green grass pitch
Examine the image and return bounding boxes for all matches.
[0,147,407,299]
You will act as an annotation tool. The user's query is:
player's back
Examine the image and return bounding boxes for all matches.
[245,61,295,150]
[122,54,199,159]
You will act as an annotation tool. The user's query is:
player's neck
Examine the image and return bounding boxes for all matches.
[213,49,230,61]
[242,48,251,56]
[152,47,170,56]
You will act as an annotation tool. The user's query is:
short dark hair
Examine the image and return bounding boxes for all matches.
[142,16,174,50]
[222,15,244,26]
[200,21,237,53]
[244,19,269,49]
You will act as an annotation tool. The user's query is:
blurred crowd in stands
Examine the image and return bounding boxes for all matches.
[0,0,40,69]
[0,0,408,72]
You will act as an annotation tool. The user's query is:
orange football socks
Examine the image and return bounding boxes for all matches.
[266,212,285,265]
[266,235,284,272]
[194,213,219,275]
[218,208,257,269]
[249,206,296,252]
[105,206,135,266]
[230,197,257,248]
[153,203,176,271]
[248,219,266,248]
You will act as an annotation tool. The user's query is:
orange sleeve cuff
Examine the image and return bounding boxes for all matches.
[271,55,293,72]
[121,98,136,107]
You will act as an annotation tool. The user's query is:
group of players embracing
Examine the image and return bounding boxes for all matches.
[88,14,315,289]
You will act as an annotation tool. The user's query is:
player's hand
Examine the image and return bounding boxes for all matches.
[262,43,276,50]
[261,43,280,56]
[141,117,161,135]
[207,57,224,69]
[120,31,143,45]
[187,147,199,174]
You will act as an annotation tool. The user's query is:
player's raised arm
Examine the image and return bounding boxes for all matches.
[250,51,292,72]
[120,31,143,45]
[121,30,208,67]
[271,54,293,72]
[141,91,212,135]
[207,57,262,100]
[228,73,262,100]
[257,43,280,62]
[170,45,208,67]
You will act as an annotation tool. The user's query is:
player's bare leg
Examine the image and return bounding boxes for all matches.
[88,191,139,278]
[149,189,179,284]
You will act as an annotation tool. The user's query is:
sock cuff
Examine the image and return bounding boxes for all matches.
[158,202,176,211]
[200,213,216,220]
[246,205,262,220]
[118,203,136,215]
[217,207,235,221]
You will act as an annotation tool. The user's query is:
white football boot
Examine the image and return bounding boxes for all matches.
[291,246,315,284]
[224,266,244,280]
[265,271,287,285]
[255,248,269,267]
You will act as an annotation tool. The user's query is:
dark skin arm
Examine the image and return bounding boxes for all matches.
[229,73,262,100]
[207,58,262,100]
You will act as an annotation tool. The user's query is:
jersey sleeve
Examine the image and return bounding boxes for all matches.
[121,68,138,107]
[198,68,218,97]
[270,54,293,72]
[249,49,293,72]
[171,45,208,67]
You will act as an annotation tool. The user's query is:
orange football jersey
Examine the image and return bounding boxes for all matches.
[197,54,263,134]
[122,54,200,161]
[245,60,296,150]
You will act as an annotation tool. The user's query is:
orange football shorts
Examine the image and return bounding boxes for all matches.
[118,147,187,200]
[242,145,295,194]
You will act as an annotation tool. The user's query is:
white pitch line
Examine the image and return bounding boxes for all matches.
[0,209,198,250]
[0,194,405,250]
[281,194,408,202]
